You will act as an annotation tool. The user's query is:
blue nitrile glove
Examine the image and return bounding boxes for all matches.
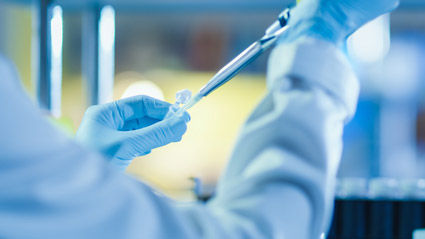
[285,0,399,44]
[76,95,190,171]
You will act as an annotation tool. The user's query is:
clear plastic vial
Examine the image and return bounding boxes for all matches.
[165,89,192,118]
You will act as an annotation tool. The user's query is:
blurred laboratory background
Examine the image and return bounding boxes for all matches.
[0,0,425,202]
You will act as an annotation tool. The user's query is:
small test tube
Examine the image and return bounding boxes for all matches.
[165,89,192,118]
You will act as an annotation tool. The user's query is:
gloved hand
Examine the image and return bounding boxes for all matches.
[285,0,399,44]
[76,95,190,171]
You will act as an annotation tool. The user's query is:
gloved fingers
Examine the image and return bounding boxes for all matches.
[86,95,171,129]
[120,117,160,131]
[109,157,132,171]
[114,95,171,120]
[126,115,189,155]
[121,109,190,131]
[179,111,191,123]
[157,115,188,143]
[142,150,152,155]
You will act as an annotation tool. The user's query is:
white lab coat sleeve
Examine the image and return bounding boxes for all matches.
[201,37,359,238]
[0,36,358,239]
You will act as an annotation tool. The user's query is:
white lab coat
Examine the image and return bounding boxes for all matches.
[0,37,358,239]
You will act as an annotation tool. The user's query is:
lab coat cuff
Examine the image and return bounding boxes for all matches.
[267,37,359,121]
